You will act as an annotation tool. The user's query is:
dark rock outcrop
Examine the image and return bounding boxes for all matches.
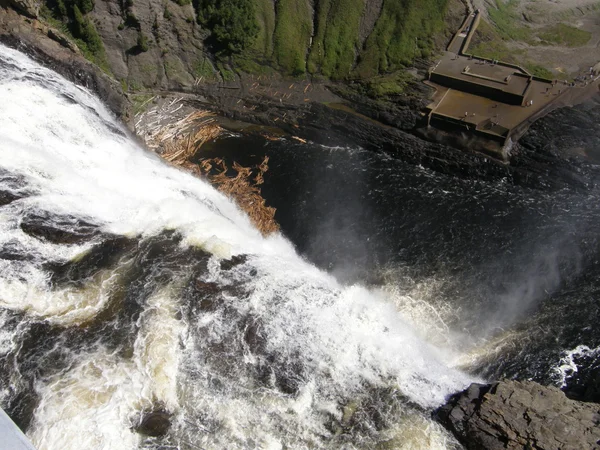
[20,211,100,244]
[134,408,171,437]
[0,0,39,18]
[435,380,600,450]
[0,190,21,206]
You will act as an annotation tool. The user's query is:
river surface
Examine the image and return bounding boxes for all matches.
[0,43,599,450]
[200,129,600,386]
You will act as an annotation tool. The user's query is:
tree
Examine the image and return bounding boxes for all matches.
[77,0,94,15]
[198,0,258,54]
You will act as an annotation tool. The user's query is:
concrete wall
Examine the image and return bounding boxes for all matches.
[430,114,508,144]
[430,72,526,106]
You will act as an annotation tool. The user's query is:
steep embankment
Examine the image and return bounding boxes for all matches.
[1,0,459,90]
[469,0,600,78]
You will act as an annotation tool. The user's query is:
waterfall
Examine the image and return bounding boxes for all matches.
[0,44,474,450]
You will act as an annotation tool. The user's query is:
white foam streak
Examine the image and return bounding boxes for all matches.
[0,265,117,325]
[239,258,473,407]
[133,286,185,410]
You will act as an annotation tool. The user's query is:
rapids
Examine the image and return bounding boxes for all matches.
[0,44,476,449]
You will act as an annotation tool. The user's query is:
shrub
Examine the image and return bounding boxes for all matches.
[78,0,93,14]
[197,0,259,54]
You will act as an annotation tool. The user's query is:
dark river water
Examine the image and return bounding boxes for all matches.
[200,129,600,401]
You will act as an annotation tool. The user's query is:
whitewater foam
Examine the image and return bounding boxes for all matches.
[555,344,600,388]
[0,43,474,449]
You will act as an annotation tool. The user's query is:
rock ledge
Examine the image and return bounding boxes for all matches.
[434,380,600,450]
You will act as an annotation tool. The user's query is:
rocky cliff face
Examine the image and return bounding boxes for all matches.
[89,0,205,89]
[435,381,600,450]
[3,0,465,91]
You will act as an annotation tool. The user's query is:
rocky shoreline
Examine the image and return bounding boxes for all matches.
[435,381,600,450]
[2,6,600,448]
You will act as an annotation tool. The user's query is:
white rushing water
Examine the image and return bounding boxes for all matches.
[0,44,475,449]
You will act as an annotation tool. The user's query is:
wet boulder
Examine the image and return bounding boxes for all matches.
[184,278,221,314]
[220,254,248,271]
[0,190,22,206]
[134,408,171,437]
[0,169,29,206]
[434,380,600,450]
[20,211,100,244]
[0,240,34,261]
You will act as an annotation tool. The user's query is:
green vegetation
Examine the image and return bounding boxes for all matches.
[469,2,590,80]
[469,23,556,79]
[42,0,110,73]
[355,0,447,78]
[42,0,462,85]
[358,71,416,98]
[137,31,149,52]
[232,55,275,75]
[152,15,159,40]
[484,0,590,48]
[273,0,312,75]
[216,62,236,81]
[193,57,218,80]
[537,23,591,47]
[197,0,259,55]
[124,10,140,29]
[306,0,363,79]
[469,39,523,65]
[487,0,531,42]
[130,93,155,114]
[252,0,275,57]
[525,63,553,80]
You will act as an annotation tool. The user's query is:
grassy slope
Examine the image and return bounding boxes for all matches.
[273,0,313,75]
[470,1,591,79]
[306,0,364,79]
[538,23,591,47]
[253,0,276,57]
[354,0,448,78]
